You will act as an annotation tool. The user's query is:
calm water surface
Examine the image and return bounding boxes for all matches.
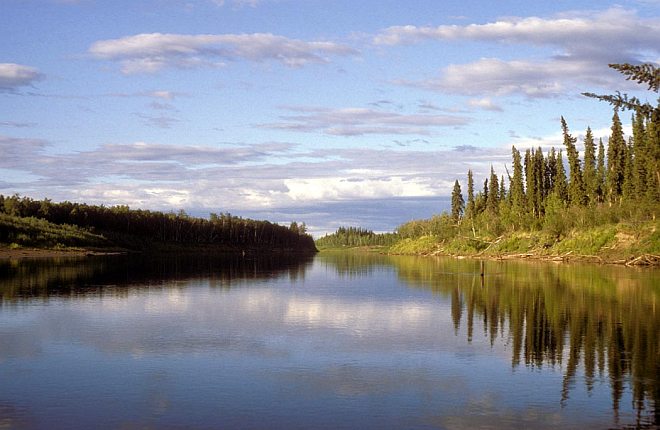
[0,253,658,429]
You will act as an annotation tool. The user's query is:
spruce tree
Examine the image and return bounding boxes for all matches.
[466,170,475,219]
[451,180,465,222]
[596,138,606,203]
[645,108,660,202]
[622,137,635,201]
[534,147,545,215]
[607,110,626,202]
[524,149,535,215]
[510,146,526,213]
[554,150,568,203]
[582,127,597,204]
[499,175,506,203]
[487,166,499,213]
[561,117,586,206]
[631,111,646,197]
[546,148,557,196]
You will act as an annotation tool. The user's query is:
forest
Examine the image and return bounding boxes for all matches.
[318,64,659,262]
[0,195,317,253]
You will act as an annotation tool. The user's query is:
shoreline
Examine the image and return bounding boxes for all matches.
[0,247,126,260]
[419,250,660,267]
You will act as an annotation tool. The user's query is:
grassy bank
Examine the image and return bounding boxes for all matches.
[388,219,659,265]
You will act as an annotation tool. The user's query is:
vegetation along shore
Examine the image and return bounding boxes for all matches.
[318,64,659,265]
[0,196,317,257]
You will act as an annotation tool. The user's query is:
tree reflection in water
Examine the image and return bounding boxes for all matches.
[321,253,659,429]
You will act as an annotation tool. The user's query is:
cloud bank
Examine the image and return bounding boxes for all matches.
[377,8,660,98]
[90,33,359,74]
[260,106,470,136]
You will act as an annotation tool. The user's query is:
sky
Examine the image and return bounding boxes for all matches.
[1,0,659,237]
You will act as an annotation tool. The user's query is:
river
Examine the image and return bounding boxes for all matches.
[0,253,657,429]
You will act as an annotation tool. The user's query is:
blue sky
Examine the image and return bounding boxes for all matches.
[1,0,659,236]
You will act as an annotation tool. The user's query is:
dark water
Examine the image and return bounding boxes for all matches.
[0,253,658,429]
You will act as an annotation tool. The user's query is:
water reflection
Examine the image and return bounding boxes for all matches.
[0,253,314,301]
[320,252,660,429]
[0,252,657,429]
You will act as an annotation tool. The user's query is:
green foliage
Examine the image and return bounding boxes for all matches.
[0,195,317,253]
[451,180,465,222]
[582,127,598,204]
[388,236,438,255]
[551,225,617,255]
[0,213,109,249]
[315,226,399,249]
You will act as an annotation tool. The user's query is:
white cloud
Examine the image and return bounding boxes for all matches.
[90,33,359,74]
[260,106,470,136]
[377,8,660,98]
[374,8,659,57]
[467,97,503,111]
[0,63,43,91]
[284,176,435,201]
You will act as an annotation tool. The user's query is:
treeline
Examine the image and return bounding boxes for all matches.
[316,226,400,248]
[0,194,317,253]
[398,63,659,250]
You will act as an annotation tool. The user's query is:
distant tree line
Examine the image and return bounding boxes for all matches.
[0,195,317,252]
[316,226,400,248]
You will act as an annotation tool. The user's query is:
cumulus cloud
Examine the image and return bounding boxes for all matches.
[90,33,359,74]
[0,63,43,91]
[378,8,660,98]
[260,106,470,136]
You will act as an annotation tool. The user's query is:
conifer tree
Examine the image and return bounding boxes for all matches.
[645,108,660,202]
[534,147,545,215]
[451,180,465,223]
[554,150,568,203]
[524,149,535,215]
[499,175,506,203]
[631,111,646,197]
[607,110,626,202]
[582,127,597,204]
[487,166,499,213]
[596,138,606,203]
[546,148,557,196]
[510,146,526,213]
[561,117,586,206]
[622,137,635,201]
[466,170,475,219]
[482,179,489,212]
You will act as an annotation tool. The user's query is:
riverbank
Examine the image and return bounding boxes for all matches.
[0,246,124,259]
[386,222,659,266]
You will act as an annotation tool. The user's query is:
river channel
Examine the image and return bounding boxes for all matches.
[0,253,657,429]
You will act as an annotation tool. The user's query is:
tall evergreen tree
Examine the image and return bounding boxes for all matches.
[510,146,526,213]
[534,147,546,216]
[596,138,606,203]
[554,150,568,203]
[607,110,626,202]
[582,127,597,204]
[499,175,506,203]
[631,111,646,197]
[561,117,586,206]
[451,180,465,223]
[546,148,557,196]
[645,108,660,202]
[622,137,635,201]
[466,170,475,219]
[487,166,499,213]
[524,149,536,215]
